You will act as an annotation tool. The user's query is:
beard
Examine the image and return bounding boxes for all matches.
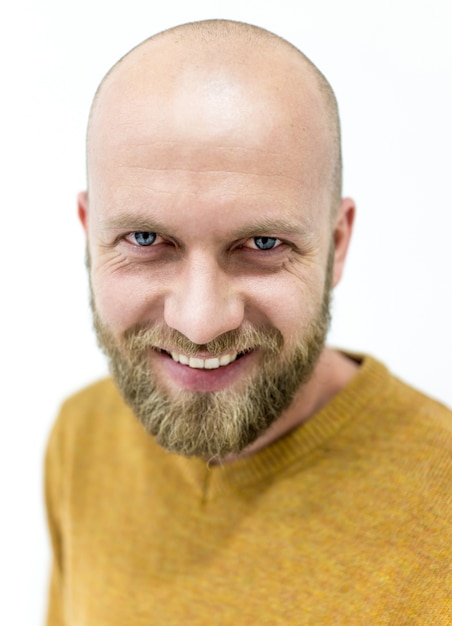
[90,251,333,460]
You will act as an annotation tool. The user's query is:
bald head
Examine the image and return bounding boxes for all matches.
[87,20,342,214]
[80,22,356,460]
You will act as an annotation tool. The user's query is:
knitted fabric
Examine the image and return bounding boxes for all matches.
[45,355,452,625]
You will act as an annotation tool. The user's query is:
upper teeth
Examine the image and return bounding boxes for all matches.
[169,352,238,369]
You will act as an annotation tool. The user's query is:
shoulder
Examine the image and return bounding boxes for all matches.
[59,377,125,418]
[48,378,121,443]
[349,354,452,493]
[54,377,131,432]
[383,364,452,440]
[46,378,140,467]
[336,354,452,488]
[345,352,452,432]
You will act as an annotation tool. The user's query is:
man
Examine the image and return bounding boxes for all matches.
[45,19,452,625]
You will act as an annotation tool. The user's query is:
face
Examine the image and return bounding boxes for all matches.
[80,54,353,458]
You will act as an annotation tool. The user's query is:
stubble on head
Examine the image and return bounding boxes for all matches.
[86,19,343,219]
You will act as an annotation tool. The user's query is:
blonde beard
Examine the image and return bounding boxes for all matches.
[90,250,333,460]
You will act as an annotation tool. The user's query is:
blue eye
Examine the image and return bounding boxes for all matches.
[254,236,278,250]
[133,232,156,246]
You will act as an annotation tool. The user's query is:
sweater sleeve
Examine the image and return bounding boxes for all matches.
[44,415,67,626]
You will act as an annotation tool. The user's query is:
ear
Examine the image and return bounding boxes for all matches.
[332,197,355,287]
[77,191,89,234]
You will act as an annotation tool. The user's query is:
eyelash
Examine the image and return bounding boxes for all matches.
[123,232,283,249]
[124,232,160,247]
[245,237,282,251]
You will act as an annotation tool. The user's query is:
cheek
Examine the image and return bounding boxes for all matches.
[246,271,325,341]
[91,269,163,337]
[89,247,328,341]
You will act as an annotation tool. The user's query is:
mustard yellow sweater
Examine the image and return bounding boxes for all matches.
[45,355,452,625]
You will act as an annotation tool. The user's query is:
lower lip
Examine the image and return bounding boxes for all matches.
[151,350,256,392]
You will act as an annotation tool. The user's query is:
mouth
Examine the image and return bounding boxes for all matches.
[156,349,251,370]
[151,347,256,393]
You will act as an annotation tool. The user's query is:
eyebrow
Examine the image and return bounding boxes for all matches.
[99,212,168,233]
[99,212,312,241]
[230,218,310,240]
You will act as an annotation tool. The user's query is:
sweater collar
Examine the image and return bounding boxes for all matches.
[172,354,390,498]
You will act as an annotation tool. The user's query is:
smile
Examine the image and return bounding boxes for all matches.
[168,352,239,370]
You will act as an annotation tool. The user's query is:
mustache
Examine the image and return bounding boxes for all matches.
[121,322,284,358]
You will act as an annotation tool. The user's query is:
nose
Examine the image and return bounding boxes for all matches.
[163,254,245,345]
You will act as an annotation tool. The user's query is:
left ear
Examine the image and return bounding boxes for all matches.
[331,197,355,287]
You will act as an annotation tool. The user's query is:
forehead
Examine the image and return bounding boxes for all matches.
[89,148,331,251]
[87,43,333,232]
[90,40,330,164]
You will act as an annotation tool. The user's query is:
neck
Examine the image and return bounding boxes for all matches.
[219,347,359,465]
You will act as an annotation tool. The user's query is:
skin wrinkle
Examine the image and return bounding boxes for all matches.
[98,190,323,223]
[117,167,299,179]
[112,149,302,178]
[117,142,284,156]
[111,183,304,194]
[110,187,307,199]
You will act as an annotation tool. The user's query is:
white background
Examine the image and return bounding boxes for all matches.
[1,0,451,623]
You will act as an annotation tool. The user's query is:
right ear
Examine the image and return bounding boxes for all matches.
[77,191,89,234]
